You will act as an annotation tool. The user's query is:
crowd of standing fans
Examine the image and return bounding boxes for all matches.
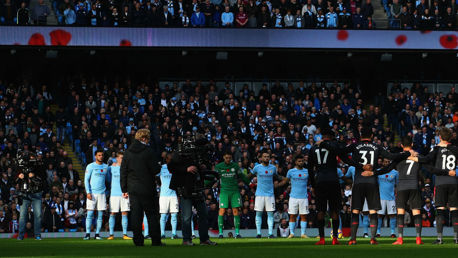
[0,78,457,235]
[0,0,456,29]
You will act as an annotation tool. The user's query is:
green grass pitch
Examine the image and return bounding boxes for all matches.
[1,237,457,257]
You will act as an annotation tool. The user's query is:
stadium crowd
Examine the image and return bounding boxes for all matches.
[0,77,457,237]
[0,0,456,29]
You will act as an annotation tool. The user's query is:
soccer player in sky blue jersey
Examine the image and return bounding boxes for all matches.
[157,153,179,239]
[377,158,398,238]
[251,149,283,238]
[84,150,109,240]
[107,152,132,240]
[285,155,311,238]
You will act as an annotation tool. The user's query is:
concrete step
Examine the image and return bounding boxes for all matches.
[371,1,389,28]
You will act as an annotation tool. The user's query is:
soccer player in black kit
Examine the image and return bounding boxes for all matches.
[408,128,458,244]
[310,128,363,245]
[392,136,425,245]
[343,127,412,245]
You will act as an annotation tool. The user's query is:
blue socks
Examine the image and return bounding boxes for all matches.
[143,214,149,236]
[289,221,296,235]
[255,211,262,235]
[267,211,274,236]
[362,215,369,234]
[109,215,115,235]
[122,214,128,235]
[377,217,383,234]
[86,210,94,234]
[390,217,397,235]
[96,211,103,234]
[300,221,307,236]
[160,214,167,236]
[171,213,178,236]
[191,216,196,236]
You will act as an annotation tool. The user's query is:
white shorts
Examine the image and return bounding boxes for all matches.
[362,199,369,212]
[288,198,309,215]
[378,199,397,215]
[110,196,130,212]
[254,196,275,212]
[87,193,107,211]
[159,196,179,214]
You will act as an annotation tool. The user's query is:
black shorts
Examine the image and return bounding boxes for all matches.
[396,189,423,210]
[315,182,342,212]
[351,183,381,211]
[434,184,458,208]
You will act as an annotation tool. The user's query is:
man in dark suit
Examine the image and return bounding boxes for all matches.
[160,6,174,26]
[121,129,163,246]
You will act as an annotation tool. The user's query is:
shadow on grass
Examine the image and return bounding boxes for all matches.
[1,238,457,257]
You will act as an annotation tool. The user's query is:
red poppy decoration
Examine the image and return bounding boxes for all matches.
[439,35,458,49]
[395,35,407,46]
[299,174,302,177]
[226,169,229,172]
[28,33,46,46]
[101,170,103,172]
[337,30,349,41]
[385,175,388,178]
[49,29,72,46]
[120,39,132,47]
[265,171,268,174]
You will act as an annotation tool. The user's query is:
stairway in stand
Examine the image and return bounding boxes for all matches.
[50,105,86,181]
[62,144,86,181]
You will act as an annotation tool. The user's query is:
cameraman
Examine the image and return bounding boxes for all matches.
[168,135,217,246]
[16,153,44,240]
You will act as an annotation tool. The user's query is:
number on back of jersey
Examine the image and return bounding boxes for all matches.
[315,149,329,165]
[441,154,456,170]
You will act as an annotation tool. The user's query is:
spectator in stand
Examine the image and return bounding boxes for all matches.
[325,6,337,28]
[361,0,373,18]
[212,5,222,27]
[338,8,351,29]
[257,5,270,28]
[273,8,283,28]
[294,9,304,28]
[246,0,257,28]
[235,6,248,27]
[400,6,412,29]
[63,4,76,25]
[16,2,30,25]
[390,0,401,28]
[31,0,49,25]
[303,5,316,28]
[0,0,17,25]
[160,6,173,27]
[284,9,294,28]
[221,6,234,27]
[443,7,456,29]
[191,6,206,27]
[420,8,433,29]
[202,0,215,27]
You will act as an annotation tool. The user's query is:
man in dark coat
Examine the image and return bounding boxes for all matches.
[121,129,162,246]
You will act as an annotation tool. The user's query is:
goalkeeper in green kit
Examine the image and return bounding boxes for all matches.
[215,151,250,239]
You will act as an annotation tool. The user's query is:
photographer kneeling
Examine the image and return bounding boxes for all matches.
[168,134,218,246]
[16,153,44,240]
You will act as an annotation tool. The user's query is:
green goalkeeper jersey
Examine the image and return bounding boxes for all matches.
[215,162,249,192]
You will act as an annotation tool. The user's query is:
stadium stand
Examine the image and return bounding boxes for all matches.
[0,0,456,29]
[0,77,457,235]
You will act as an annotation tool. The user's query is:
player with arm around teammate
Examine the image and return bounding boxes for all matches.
[107,151,132,240]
